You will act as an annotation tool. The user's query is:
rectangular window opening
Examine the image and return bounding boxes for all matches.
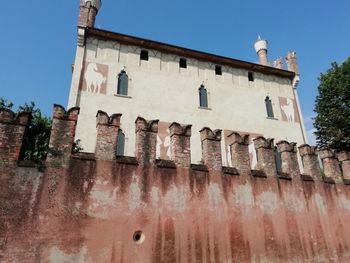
[248,72,254,82]
[140,50,149,61]
[179,58,187,68]
[215,65,222,76]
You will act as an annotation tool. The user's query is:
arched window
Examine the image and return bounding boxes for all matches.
[117,70,128,95]
[265,96,274,118]
[199,85,208,108]
[116,129,125,156]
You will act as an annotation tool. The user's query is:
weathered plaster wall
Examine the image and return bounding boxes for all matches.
[1,106,350,263]
[68,36,306,166]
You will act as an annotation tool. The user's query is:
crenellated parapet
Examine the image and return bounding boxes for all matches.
[47,105,80,165]
[3,104,350,186]
[276,141,300,178]
[254,137,276,177]
[319,148,342,183]
[169,122,192,168]
[227,132,250,174]
[95,111,122,161]
[135,117,159,165]
[298,144,321,180]
[200,128,222,171]
[0,108,32,162]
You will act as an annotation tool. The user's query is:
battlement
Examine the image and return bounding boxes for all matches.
[2,105,350,262]
[0,108,31,162]
[2,105,349,185]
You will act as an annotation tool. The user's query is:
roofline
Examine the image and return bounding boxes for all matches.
[84,27,295,80]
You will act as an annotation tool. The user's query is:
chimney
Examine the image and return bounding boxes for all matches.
[273,57,284,69]
[286,52,299,75]
[254,36,269,66]
[78,0,102,28]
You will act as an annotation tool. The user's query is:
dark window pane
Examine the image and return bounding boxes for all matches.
[265,96,274,117]
[140,50,149,61]
[116,129,125,156]
[274,147,282,174]
[248,72,254,82]
[117,71,128,95]
[180,58,187,68]
[199,85,208,108]
[215,66,222,75]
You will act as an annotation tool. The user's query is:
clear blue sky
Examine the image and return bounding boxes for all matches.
[1,1,349,143]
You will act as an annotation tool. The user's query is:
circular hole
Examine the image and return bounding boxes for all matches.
[133,231,145,244]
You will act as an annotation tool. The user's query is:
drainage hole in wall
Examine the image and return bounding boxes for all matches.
[133,231,145,244]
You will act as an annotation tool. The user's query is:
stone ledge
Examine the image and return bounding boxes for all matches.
[277,172,292,180]
[343,179,350,185]
[72,152,96,160]
[301,174,314,181]
[323,177,335,184]
[116,156,138,165]
[191,164,209,172]
[251,170,267,178]
[222,166,239,176]
[156,159,176,169]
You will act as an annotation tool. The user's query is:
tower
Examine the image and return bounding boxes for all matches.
[78,0,102,28]
[254,36,269,66]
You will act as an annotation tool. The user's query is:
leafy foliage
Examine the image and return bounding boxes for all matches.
[314,58,350,151]
[18,102,52,161]
[0,98,14,109]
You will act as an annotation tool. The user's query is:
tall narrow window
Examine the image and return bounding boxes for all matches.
[116,129,125,156]
[248,72,254,82]
[274,147,282,174]
[199,85,208,108]
[140,50,149,61]
[117,70,128,95]
[215,65,222,76]
[265,96,274,118]
[179,58,187,68]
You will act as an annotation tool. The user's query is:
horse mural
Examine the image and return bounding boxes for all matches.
[83,63,108,94]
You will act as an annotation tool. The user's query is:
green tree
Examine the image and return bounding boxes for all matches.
[314,58,350,151]
[0,98,52,162]
[18,102,52,161]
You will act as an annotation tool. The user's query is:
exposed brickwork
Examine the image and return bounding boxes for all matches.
[0,109,31,162]
[273,57,284,69]
[94,111,121,161]
[276,140,300,178]
[227,132,251,174]
[200,127,222,171]
[338,151,350,181]
[286,52,299,75]
[169,122,192,168]
[78,0,100,28]
[47,105,79,166]
[135,117,159,165]
[254,136,277,177]
[319,148,342,183]
[298,144,322,180]
[1,106,350,262]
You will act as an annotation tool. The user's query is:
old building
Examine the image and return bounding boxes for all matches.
[2,2,350,262]
[68,0,307,168]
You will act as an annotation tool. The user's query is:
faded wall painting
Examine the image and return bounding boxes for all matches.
[279,97,300,123]
[80,62,108,94]
[156,122,172,160]
[224,130,262,169]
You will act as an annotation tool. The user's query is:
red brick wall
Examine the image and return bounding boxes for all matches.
[1,105,350,262]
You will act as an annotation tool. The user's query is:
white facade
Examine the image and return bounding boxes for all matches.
[68,30,307,167]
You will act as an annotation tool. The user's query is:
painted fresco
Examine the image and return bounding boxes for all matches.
[224,130,263,169]
[156,121,172,160]
[279,97,300,123]
[80,62,108,94]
